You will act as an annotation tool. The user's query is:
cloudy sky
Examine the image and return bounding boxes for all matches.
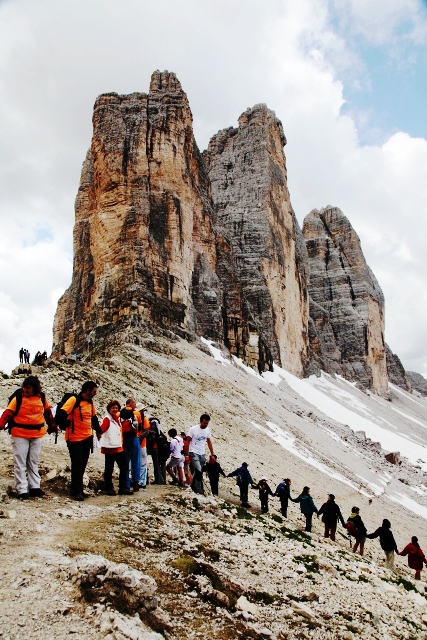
[0,0,426,377]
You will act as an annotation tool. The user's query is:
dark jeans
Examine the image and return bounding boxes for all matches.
[123,435,141,488]
[305,513,313,532]
[239,484,249,505]
[280,497,288,517]
[324,522,337,541]
[67,436,92,495]
[149,449,165,483]
[260,497,269,513]
[208,476,219,496]
[104,452,128,491]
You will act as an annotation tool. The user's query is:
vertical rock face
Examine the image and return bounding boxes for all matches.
[204,105,309,376]
[303,206,388,394]
[386,344,412,392]
[53,72,227,355]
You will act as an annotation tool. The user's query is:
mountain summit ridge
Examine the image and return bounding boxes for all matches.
[53,70,405,394]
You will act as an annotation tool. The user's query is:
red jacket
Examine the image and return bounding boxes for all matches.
[400,543,427,571]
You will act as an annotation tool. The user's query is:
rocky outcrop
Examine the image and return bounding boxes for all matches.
[53,74,309,375]
[53,71,260,366]
[386,344,412,392]
[204,105,309,376]
[303,206,388,394]
[407,371,427,396]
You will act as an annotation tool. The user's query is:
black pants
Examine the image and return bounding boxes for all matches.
[208,476,219,496]
[239,484,249,505]
[280,497,288,518]
[104,452,128,490]
[305,513,313,532]
[260,496,269,513]
[67,436,92,495]
[150,450,165,483]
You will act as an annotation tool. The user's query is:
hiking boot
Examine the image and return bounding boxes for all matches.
[17,493,29,500]
[118,488,133,496]
[72,493,85,502]
[29,488,45,498]
[132,482,140,492]
[106,489,117,496]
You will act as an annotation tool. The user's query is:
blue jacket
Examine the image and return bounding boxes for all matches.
[291,493,318,515]
[228,466,253,487]
[275,482,291,499]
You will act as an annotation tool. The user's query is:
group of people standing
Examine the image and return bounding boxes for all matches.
[18,348,31,364]
[0,375,426,581]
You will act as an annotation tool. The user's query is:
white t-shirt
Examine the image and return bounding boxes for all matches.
[170,436,183,458]
[188,424,211,455]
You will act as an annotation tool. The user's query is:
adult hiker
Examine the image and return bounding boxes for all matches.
[227,462,254,508]
[56,380,100,501]
[147,418,165,484]
[399,536,427,580]
[347,506,367,556]
[203,454,226,496]
[19,347,24,363]
[367,519,398,570]
[254,477,274,513]
[120,398,142,492]
[137,405,150,489]
[188,414,214,495]
[275,478,292,518]
[166,428,186,487]
[0,376,56,499]
[98,400,131,496]
[318,494,346,542]
[291,486,318,532]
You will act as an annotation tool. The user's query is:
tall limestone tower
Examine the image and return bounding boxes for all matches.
[52,71,309,375]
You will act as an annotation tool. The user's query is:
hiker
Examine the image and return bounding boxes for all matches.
[98,400,130,496]
[147,418,165,484]
[203,454,226,496]
[318,494,346,542]
[56,380,100,501]
[275,478,292,517]
[120,398,142,492]
[19,347,24,363]
[138,406,150,489]
[166,429,186,487]
[181,431,193,486]
[188,414,214,495]
[291,486,318,532]
[367,519,398,570]
[0,376,56,499]
[254,477,274,513]
[227,462,254,508]
[347,506,367,555]
[399,537,427,580]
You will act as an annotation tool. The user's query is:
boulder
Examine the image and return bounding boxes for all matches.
[384,452,401,465]
[236,595,260,617]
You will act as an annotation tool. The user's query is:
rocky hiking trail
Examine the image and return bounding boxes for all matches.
[1,459,427,640]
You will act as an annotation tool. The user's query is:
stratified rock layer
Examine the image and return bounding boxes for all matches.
[303,206,388,394]
[53,72,254,361]
[205,105,309,376]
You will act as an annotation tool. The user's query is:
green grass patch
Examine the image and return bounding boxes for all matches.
[293,555,319,573]
[280,526,314,547]
[270,513,283,524]
[235,505,254,520]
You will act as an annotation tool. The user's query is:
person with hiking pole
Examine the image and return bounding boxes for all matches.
[347,506,367,555]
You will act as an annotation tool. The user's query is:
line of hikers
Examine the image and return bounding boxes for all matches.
[0,375,426,581]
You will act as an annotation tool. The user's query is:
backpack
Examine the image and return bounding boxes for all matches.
[346,519,360,538]
[119,408,138,435]
[146,419,160,453]
[55,392,92,432]
[6,388,46,432]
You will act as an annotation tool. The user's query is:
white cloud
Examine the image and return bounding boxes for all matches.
[0,0,425,378]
